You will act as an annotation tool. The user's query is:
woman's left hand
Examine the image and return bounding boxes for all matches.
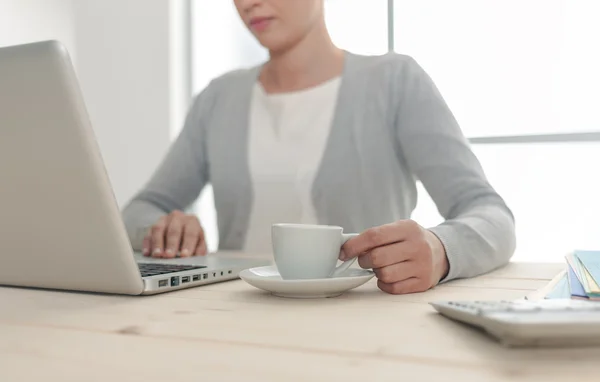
[340,220,449,294]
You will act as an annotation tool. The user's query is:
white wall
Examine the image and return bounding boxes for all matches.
[1,0,187,207]
[72,0,187,207]
[0,0,76,60]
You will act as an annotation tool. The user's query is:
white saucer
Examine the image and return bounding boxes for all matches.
[239,265,375,299]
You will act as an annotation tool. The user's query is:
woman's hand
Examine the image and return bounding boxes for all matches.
[341,220,449,294]
[142,210,207,258]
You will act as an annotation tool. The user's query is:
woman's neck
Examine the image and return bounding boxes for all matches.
[259,21,345,94]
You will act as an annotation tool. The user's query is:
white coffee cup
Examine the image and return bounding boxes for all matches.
[271,223,358,280]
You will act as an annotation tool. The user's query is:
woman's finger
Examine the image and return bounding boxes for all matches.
[342,220,422,260]
[195,227,207,256]
[357,241,415,269]
[142,234,151,256]
[180,220,201,257]
[150,216,168,257]
[164,215,185,258]
[373,261,417,284]
[377,277,430,295]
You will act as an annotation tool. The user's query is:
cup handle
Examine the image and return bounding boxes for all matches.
[330,233,359,278]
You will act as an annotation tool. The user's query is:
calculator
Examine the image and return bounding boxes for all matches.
[430,299,600,347]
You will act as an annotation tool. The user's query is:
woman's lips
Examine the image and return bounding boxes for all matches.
[249,17,273,32]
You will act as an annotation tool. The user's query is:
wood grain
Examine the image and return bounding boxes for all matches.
[1,260,589,382]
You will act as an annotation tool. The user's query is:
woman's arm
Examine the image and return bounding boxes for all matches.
[394,56,516,282]
[121,83,216,251]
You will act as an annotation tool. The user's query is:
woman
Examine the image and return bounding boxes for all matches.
[122,0,516,294]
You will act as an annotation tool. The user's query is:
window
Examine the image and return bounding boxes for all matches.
[394,0,600,138]
[398,0,600,261]
[189,0,600,260]
[324,0,389,55]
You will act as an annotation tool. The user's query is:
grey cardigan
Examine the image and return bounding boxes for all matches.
[122,51,516,282]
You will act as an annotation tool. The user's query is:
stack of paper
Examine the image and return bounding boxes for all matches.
[541,250,600,300]
[566,250,600,300]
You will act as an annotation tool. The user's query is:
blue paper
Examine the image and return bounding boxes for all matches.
[573,250,600,287]
[567,262,588,299]
[545,273,571,299]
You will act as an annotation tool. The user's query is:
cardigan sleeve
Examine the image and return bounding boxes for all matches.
[393,56,516,282]
[121,82,216,250]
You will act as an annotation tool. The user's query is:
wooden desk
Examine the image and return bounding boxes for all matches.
[1,259,597,382]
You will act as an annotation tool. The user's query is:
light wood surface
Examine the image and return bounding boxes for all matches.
[1,257,597,382]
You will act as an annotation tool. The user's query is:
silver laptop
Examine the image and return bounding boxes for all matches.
[0,40,270,295]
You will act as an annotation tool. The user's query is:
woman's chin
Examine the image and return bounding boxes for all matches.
[256,36,293,54]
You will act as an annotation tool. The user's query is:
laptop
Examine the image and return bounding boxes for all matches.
[0,40,270,295]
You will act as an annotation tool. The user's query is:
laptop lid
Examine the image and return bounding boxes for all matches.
[0,41,144,294]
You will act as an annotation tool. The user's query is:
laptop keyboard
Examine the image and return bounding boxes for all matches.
[137,263,207,277]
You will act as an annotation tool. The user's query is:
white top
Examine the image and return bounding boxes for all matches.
[243,77,342,253]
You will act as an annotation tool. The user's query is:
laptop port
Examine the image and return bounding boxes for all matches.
[203,273,208,279]
[213,272,217,278]
[158,279,168,287]
[170,276,179,287]
[228,270,232,274]
[181,276,190,283]
[220,271,224,276]
[192,275,200,281]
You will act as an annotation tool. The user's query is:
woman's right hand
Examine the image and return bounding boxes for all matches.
[142,210,207,258]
